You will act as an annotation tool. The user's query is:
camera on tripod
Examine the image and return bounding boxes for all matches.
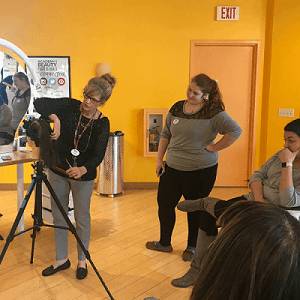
[22,117,57,168]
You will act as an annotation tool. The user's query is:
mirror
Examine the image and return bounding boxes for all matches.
[0,39,39,153]
[0,53,31,145]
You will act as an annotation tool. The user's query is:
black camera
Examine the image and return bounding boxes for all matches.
[22,117,56,167]
[23,117,52,147]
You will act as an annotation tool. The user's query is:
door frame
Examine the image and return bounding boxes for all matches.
[190,40,260,179]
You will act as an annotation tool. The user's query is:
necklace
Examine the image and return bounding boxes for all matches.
[184,101,204,114]
[70,111,98,165]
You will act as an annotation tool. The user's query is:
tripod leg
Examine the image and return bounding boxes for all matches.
[0,179,37,264]
[43,177,115,300]
[30,172,43,264]
[0,213,3,240]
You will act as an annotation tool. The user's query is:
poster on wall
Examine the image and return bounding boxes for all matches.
[27,56,71,98]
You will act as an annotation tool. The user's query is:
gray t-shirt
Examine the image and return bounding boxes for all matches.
[245,152,300,207]
[161,100,242,171]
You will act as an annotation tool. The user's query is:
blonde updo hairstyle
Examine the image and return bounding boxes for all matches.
[83,73,116,105]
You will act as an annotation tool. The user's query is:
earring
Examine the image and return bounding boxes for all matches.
[203,94,209,101]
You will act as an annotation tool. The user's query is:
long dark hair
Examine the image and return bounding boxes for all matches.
[191,201,300,300]
[191,73,225,117]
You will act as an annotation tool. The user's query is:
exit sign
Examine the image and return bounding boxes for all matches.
[216,6,240,21]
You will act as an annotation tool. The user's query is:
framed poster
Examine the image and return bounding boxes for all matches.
[27,56,71,98]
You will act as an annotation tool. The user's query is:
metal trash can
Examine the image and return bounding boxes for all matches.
[97,131,124,197]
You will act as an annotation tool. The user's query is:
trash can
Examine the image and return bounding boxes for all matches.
[97,131,124,197]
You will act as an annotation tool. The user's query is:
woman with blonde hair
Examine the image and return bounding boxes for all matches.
[34,73,116,279]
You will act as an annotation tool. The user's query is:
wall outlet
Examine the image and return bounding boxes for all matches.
[278,108,294,117]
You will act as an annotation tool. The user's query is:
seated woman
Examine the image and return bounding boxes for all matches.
[190,201,300,300]
[172,118,300,287]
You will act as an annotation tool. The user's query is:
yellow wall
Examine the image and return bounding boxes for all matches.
[0,0,267,183]
[265,0,300,158]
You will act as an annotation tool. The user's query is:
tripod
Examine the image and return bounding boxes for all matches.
[0,161,114,300]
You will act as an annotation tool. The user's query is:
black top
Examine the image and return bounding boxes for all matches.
[34,97,110,181]
[169,100,224,119]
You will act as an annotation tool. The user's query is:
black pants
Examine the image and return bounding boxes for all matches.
[197,195,248,236]
[157,164,218,247]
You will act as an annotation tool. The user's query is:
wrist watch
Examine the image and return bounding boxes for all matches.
[281,162,293,168]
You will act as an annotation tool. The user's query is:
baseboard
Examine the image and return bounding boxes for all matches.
[0,183,30,190]
[124,182,158,189]
[0,182,159,191]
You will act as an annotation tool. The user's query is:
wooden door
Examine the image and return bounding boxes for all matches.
[190,41,258,186]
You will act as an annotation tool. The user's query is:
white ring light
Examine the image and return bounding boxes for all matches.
[0,38,41,97]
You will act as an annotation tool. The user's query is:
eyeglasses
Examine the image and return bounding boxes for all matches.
[83,92,102,104]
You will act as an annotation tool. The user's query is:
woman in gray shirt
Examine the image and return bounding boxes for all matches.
[146,73,241,261]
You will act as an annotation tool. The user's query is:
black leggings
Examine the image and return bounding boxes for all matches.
[197,195,248,235]
[157,164,218,247]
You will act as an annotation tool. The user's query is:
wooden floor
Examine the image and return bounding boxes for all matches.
[0,187,247,300]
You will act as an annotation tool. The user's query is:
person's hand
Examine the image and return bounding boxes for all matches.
[49,114,61,140]
[10,86,17,93]
[278,148,298,163]
[156,159,165,177]
[205,144,217,152]
[66,166,87,179]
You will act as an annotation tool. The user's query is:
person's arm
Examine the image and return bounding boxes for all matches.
[206,133,237,152]
[207,111,242,152]
[249,180,265,202]
[156,137,169,176]
[279,148,297,190]
[34,97,80,118]
[34,97,80,140]
[156,112,172,176]
[48,114,61,140]
[248,154,278,202]
[278,148,300,207]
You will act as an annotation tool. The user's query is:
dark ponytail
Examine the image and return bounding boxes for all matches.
[191,73,225,117]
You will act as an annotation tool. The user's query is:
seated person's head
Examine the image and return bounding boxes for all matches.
[23,118,57,168]
[191,201,300,300]
[284,118,300,153]
[13,72,30,91]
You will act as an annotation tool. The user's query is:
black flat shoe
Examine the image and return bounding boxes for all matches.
[76,264,88,280]
[42,259,71,276]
